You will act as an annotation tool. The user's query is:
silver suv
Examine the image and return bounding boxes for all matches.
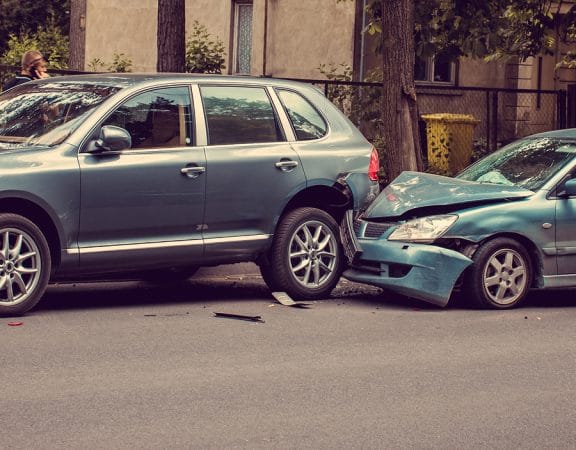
[0,74,379,315]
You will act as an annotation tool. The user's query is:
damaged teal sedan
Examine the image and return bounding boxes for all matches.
[342,129,576,309]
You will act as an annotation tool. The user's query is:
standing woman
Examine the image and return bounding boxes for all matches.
[2,50,49,91]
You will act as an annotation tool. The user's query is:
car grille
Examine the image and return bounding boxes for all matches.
[353,218,362,235]
[355,219,394,239]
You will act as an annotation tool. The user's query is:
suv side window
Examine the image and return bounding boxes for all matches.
[277,89,327,141]
[102,87,193,149]
[200,85,283,145]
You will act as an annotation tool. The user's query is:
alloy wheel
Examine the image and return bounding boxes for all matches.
[288,220,338,288]
[482,247,528,306]
[0,228,42,307]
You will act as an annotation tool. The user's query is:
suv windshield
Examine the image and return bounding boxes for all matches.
[457,138,576,190]
[0,81,122,148]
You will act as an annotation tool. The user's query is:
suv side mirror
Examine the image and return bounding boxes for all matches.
[86,125,132,153]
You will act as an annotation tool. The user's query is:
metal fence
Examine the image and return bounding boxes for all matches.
[296,78,571,155]
[417,85,568,152]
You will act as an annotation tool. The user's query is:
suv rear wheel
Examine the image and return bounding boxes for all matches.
[0,213,51,316]
[260,207,343,299]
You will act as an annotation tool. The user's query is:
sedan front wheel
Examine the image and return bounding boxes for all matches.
[465,237,532,309]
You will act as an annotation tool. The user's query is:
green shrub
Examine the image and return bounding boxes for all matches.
[185,20,226,74]
[107,53,132,73]
[0,18,69,69]
[87,53,133,73]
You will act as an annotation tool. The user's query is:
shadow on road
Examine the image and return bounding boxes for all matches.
[34,264,576,314]
[38,275,270,313]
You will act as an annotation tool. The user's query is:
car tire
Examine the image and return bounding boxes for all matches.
[258,260,280,291]
[261,207,343,300]
[0,214,51,316]
[465,237,532,309]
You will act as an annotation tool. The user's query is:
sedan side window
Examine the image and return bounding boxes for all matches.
[200,85,284,145]
[277,89,327,140]
[102,87,193,149]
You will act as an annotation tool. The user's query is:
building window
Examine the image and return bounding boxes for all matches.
[415,53,455,84]
[233,1,253,74]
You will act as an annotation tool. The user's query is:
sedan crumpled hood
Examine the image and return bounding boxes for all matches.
[364,171,534,218]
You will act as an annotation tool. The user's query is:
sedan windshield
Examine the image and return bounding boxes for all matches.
[457,138,576,190]
[0,81,122,147]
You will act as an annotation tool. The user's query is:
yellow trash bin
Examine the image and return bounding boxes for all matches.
[421,113,480,175]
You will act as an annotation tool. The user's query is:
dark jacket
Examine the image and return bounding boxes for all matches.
[2,75,33,92]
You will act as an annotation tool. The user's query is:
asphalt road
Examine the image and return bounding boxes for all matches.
[2,263,576,449]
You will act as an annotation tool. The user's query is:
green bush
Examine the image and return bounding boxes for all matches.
[0,18,69,69]
[107,53,132,73]
[87,53,133,73]
[185,20,226,74]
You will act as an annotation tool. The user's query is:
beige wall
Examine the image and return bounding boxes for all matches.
[84,0,356,78]
[85,0,234,73]
[264,1,356,78]
[86,0,157,72]
[458,59,509,89]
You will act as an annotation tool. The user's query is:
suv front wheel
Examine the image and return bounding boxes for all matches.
[260,207,343,299]
[0,213,51,316]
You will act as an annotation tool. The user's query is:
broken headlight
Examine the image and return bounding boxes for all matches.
[388,215,458,243]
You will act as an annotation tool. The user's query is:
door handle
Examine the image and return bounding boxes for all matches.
[275,160,299,171]
[181,165,206,178]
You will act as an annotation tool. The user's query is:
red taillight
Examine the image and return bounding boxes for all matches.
[368,147,379,182]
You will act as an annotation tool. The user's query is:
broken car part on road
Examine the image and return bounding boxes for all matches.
[213,312,265,323]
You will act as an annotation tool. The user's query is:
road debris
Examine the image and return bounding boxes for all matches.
[144,312,190,317]
[213,312,265,323]
[7,322,24,326]
[272,292,312,308]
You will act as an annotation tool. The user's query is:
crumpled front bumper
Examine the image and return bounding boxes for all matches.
[343,239,473,307]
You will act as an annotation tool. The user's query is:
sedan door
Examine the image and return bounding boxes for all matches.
[77,86,207,270]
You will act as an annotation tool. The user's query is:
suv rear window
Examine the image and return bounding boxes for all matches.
[200,85,283,145]
[277,89,327,140]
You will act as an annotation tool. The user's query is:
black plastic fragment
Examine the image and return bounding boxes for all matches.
[213,312,265,323]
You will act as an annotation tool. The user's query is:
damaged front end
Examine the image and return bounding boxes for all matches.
[340,171,537,306]
[341,210,472,306]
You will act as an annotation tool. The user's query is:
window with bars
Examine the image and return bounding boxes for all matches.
[233,1,253,74]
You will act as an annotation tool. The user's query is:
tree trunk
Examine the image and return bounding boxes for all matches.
[380,0,423,183]
[68,0,87,71]
[157,0,186,72]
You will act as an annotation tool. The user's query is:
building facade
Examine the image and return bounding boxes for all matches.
[83,0,357,79]
[82,1,575,86]
[80,0,575,143]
